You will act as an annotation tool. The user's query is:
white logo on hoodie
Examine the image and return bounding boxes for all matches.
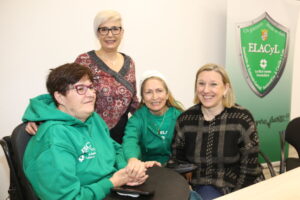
[78,142,96,162]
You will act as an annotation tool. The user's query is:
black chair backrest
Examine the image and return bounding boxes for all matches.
[9,123,38,200]
[1,136,24,200]
[285,117,300,157]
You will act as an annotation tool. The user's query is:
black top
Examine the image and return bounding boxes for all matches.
[171,104,264,194]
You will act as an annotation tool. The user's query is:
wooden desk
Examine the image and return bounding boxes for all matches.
[105,166,190,200]
[216,167,300,200]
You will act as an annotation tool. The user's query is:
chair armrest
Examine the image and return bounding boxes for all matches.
[259,150,277,177]
[279,130,286,174]
[166,160,198,174]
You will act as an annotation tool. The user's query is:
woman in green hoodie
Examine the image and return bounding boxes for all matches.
[22,63,148,200]
[122,70,184,176]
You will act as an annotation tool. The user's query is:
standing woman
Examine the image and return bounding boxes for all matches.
[171,64,264,200]
[123,70,184,173]
[25,10,139,144]
[74,10,139,143]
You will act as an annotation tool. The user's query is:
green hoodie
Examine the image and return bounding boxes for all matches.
[22,94,127,200]
[122,106,181,164]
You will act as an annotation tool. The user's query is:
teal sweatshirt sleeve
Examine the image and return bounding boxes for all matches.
[24,145,113,200]
[122,113,143,161]
[112,140,127,169]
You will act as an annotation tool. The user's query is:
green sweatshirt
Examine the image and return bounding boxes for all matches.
[22,94,127,200]
[122,106,181,164]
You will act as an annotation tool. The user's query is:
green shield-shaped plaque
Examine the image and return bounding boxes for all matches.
[237,12,289,97]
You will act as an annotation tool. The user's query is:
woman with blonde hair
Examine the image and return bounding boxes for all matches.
[171,63,264,200]
[123,70,184,175]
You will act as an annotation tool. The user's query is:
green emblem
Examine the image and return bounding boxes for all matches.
[237,12,289,97]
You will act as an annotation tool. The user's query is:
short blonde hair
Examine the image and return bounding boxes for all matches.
[93,10,122,37]
[140,77,184,111]
[193,63,236,108]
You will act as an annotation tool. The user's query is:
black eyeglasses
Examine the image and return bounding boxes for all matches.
[97,26,122,36]
[69,84,96,95]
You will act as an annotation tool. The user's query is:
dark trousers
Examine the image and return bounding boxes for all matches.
[194,185,223,200]
[109,112,129,144]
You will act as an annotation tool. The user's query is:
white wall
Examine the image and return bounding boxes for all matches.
[291,3,300,119]
[0,0,227,198]
[0,0,299,198]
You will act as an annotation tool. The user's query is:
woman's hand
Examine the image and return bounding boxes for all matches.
[25,122,38,135]
[126,158,147,180]
[144,161,161,168]
[184,172,193,182]
[109,168,148,187]
[109,168,131,187]
[126,174,148,186]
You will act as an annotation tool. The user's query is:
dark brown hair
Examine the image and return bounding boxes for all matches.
[46,63,93,105]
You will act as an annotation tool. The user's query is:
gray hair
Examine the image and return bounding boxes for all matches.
[93,10,122,37]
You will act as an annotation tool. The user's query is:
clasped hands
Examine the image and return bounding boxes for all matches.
[110,158,161,187]
[26,123,162,187]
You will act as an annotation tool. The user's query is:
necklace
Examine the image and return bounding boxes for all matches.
[157,113,166,134]
[155,108,169,134]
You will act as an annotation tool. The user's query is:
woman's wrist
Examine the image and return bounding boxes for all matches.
[128,157,139,163]
[109,177,118,187]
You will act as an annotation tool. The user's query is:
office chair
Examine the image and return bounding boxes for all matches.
[279,117,300,173]
[259,150,276,177]
[0,123,38,200]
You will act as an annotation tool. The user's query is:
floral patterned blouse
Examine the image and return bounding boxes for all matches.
[75,50,139,129]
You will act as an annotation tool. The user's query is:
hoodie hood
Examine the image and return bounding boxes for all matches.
[22,94,83,126]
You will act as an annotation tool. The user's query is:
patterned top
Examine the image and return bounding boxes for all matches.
[75,51,139,129]
[171,104,264,194]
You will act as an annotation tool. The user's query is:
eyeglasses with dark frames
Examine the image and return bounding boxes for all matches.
[97,26,122,36]
[69,84,96,95]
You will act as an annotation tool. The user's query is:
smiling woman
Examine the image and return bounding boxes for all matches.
[74,10,139,144]
[171,63,265,200]
[25,10,140,144]
[22,63,148,199]
[122,70,184,178]
[48,70,96,122]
